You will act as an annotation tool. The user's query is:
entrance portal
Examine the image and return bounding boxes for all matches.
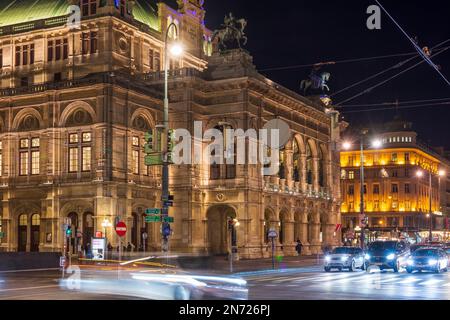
[207,205,236,255]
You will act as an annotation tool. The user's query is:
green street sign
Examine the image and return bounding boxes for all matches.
[145,215,162,223]
[145,154,163,166]
[145,208,161,215]
[163,216,174,223]
[0,232,4,238]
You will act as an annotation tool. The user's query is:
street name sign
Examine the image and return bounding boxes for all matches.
[163,216,174,223]
[145,208,161,215]
[145,215,162,223]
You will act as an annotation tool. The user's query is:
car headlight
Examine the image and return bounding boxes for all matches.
[407,259,414,266]
[386,254,395,260]
[341,256,348,262]
[428,259,438,266]
[364,254,370,260]
[325,256,331,262]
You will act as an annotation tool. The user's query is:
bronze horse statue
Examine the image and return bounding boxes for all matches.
[212,13,248,51]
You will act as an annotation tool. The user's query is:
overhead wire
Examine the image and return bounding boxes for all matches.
[375,0,450,86]
[341,101,450,114]
[335,45,450,106]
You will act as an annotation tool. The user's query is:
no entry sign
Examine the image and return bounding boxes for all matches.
[115,221,127,237]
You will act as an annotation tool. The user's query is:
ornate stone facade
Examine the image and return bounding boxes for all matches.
[0,0,345,258]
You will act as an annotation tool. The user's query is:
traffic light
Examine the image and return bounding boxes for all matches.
[144,130,154,154]
[66,225,72,236]
[167,129,176,163]
[167,129,175,152]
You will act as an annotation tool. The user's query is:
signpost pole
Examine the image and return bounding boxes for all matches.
[271,237,275,270]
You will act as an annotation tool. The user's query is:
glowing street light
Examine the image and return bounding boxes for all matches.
[372,139,383,149]
[342,141,352,150]
[169,43,184,57]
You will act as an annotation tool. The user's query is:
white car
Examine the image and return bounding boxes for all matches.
[324,247,366,272]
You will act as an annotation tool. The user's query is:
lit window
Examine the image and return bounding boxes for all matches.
[82,146,91,171]
[132,150,139,174]
[374,201,380,210]
[20,139,29,149]
[31,151,40,175]
[69,133,78,143]
[31,137,40,147]
[348,171,355,179]
[31,214,40,226]
[20,152,28,176]
[82,132,92,142]
[69,148,78,172]
[132,136,139,147]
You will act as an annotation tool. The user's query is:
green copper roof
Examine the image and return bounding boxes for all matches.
[0,0,69,26]
[0,0,159,31]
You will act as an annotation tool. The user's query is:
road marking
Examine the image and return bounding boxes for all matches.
[0,268,59,274]
[418,279,444,286]
[0,284,60,293]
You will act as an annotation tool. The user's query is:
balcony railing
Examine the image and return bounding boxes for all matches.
[0,71,163,99]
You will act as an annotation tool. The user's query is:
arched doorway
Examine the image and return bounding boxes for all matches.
[18,214,28,252]
[68,212,79,254]
[206,205,236,255]
[83,212,94,248]
[30,214,40,252]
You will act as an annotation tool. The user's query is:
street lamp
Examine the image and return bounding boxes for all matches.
[101,218,112,257]
[161,22,184,252]
[342,134,382,250]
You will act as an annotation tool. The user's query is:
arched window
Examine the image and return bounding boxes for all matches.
[209,125,236,180]
[318,147,325,188]
[292,140,300,182]
[278,148,285,179]
[306,143,313,185]
[19,214,28,226]
[31,214,40,226]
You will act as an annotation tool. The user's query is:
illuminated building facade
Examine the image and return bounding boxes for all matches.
[0,0,344,258]
[340,119,449,242]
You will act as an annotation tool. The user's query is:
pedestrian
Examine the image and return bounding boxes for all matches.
[295,239,303,256]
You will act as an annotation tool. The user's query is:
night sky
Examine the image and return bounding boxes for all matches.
[168,0,450,149]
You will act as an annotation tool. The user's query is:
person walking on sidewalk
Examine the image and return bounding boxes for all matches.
[295,239,303,256]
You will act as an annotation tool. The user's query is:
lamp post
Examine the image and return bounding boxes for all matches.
[101,218,112,258]
[416,169,446,242]
[161,22,183,252]
[343,134,382,250]
[228,218,240,273]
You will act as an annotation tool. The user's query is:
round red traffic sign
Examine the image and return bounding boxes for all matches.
[115,221,127,237]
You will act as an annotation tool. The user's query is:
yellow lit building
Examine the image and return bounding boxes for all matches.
[340,119,449,242]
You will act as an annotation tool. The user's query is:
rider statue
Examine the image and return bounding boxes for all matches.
[212,13,248,52]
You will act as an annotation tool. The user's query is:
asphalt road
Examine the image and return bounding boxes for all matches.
[241,266,450,300]
[1,266,450,300]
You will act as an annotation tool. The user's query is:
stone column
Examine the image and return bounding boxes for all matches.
[310,208,321,254]
[285,149,293,188]
[283,218,296,256]
[313,157,320,193]
[300,155,307,192]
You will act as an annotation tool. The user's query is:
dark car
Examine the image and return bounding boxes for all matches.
[406,248,449,273]
[365,240,410,272]
[411,244,430,253]
[324,247,366,272]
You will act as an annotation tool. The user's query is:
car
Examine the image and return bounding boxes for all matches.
[365,240,410,272]
[324,247,366,272]
[406,247,449,273]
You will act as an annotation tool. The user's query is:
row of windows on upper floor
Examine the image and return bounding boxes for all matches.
[0,132,161,177]
[0,35,181,73]
[382,136,413,144]
[342,168,412,180]
[345,183,439,198]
